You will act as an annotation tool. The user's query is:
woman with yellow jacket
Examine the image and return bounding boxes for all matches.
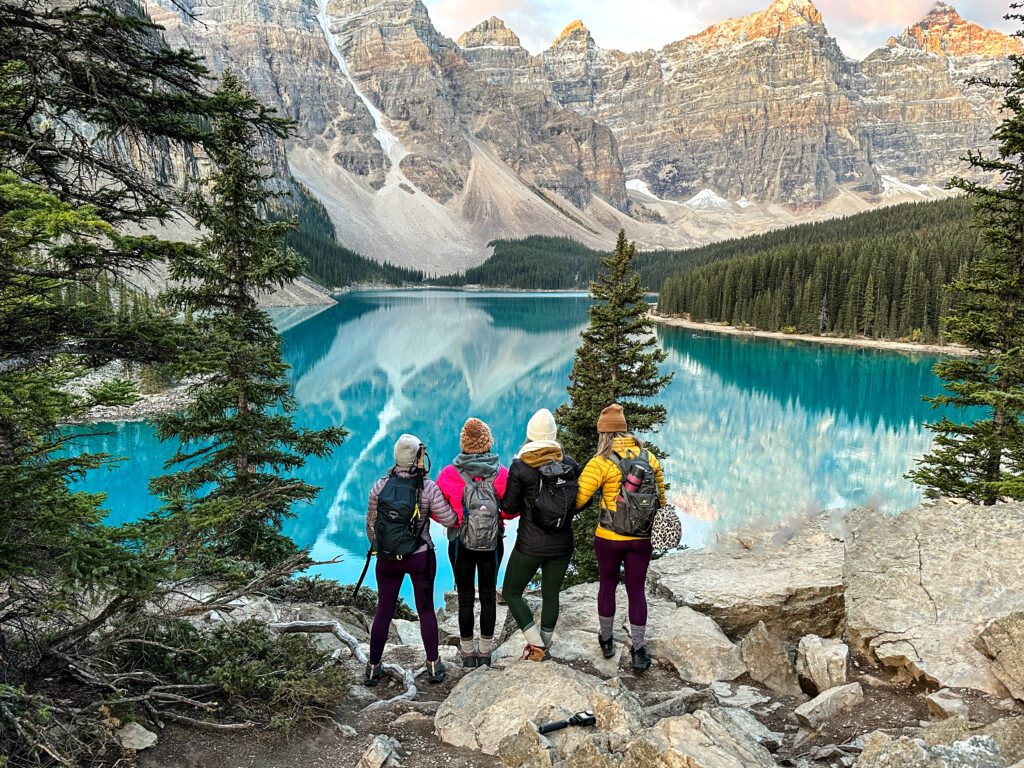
[575,404,666,671]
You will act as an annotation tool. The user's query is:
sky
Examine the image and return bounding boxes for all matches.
[422,0,1016,60]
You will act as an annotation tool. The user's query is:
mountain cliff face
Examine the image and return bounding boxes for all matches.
[147,0,1019,270]
[522,0,1015,207]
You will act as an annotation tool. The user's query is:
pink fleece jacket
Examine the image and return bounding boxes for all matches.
[436,464,509,524]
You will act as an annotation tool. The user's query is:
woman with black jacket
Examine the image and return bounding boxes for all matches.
[501,409,580,661]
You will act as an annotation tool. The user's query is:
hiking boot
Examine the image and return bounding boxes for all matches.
[599,635,615,659]
[364,662,381,687]
[426,659,447,684]
[476,652,492,667]
[630,646,652,671]
[521,644,549,662]
[461,652,478,669]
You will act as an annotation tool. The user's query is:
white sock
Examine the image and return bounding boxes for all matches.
[460,637,475,655]
[479,636,493,655]
[523,623,544,647]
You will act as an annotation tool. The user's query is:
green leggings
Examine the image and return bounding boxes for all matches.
[502,549,571,633]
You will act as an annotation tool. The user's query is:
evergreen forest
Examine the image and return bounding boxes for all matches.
[278,185,424,288]
[657,198,980,341]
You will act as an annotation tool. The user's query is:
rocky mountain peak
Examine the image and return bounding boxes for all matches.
[551,19,594,48]
[686,0,825,51]
[457,16,522,49]
[891,2,1022,57]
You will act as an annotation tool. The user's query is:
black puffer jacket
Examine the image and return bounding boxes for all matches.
[504,447,580,559]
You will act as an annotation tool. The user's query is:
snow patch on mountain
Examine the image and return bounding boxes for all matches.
[685,189,734,211]
[879,175,941,198]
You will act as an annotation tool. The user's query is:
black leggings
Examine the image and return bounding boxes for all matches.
[448,539,503,639]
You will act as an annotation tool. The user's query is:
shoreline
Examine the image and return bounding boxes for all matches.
[649,312,974,357]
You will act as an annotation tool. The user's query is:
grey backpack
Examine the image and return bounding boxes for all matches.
[458,471,501,551]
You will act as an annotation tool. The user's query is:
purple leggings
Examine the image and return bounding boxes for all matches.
[594,536,654,626]
[369,549,439,665]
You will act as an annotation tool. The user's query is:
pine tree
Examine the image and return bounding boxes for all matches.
[910,13,1024,504]
[556,230,673,582]
[148,73,345,568]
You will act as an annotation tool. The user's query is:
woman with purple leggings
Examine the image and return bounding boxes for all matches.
[364,434,457,687]
[575,405,666,671]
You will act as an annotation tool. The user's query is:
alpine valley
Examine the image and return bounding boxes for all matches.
[147,0,1020,273]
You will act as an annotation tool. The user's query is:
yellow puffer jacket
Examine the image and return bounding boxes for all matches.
[575,437,666,541]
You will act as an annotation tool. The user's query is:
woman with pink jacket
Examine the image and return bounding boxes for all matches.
[436,418,509,668]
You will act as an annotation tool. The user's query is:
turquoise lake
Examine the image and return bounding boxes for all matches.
[64,290,964,601]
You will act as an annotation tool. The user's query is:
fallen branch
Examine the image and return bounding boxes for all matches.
[159,712,258,731]
[269,620,422,711]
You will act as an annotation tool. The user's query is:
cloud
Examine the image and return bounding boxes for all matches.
[423,0,1018,60]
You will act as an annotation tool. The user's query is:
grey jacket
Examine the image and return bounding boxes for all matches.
[366,465,457,554]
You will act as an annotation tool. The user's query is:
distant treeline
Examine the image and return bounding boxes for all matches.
[658,197,980,341]
[431,236,601,289]
[279,185,424,288]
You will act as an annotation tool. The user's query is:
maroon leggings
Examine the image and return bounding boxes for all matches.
[594,536,653,626]
[369,549,439,664]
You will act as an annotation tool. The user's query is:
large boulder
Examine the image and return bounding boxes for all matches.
[740,622,802,697]
[796,634,849,695]
[493,582,744,683]
[977,613,1024,702]
[648,514,845,640]
[844,504,1024,697]
[621,708,780,768]
[434,661,645,757]
[856,716,1024,768]
[794,683,864,730]
[855,732,1005,768]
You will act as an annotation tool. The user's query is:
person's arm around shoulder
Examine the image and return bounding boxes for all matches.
[435,464,464,524]
[423,477,458,529]
[649,452,667,507]
[575,455,606,510]
[366,476,386,545]
[501,461,525,520]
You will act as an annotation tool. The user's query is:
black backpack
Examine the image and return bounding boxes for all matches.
[532,461,578,531]
[607,451,660,537]
[374,473,426,560]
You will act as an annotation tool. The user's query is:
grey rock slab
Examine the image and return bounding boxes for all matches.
[434,661,645,756]
[927,689,971,722]
[117,723,158,751]
[643,687,718,721]
[720,707,784,751]
[648,513,845,640]
[844,503,1024,697]
[797,634,850,695]
[794,683,864,730]
[710,681,772,709]
[647,604,747,684]
[742,621,803,697]
[355,735,401,768]
[624,707,780,768]
[977,613,1024,702]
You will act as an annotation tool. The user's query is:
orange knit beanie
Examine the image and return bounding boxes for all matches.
[597,404,628,433]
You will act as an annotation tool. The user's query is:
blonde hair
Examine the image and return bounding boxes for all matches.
[597,432,641,460]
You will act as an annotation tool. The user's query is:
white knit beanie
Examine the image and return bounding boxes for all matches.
[526,408,557,443]
[393,433,422,466]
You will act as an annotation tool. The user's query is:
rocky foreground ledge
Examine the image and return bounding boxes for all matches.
[140,502,1024,768]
